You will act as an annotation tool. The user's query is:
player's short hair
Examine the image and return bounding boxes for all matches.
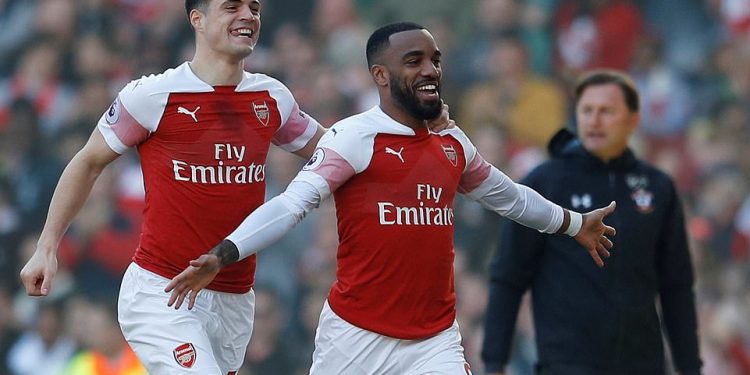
[366,22,425,68]
[185,0,209,17]
[575,69,640,112]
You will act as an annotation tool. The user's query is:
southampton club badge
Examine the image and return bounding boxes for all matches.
[252,101,270,126]
[631,188,654,214]
[442,144,458,167]
[173,343,196,368]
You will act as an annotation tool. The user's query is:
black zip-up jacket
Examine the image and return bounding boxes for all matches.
[482,129,701,374]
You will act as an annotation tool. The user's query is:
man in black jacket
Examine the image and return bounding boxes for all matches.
[482,70,702,375]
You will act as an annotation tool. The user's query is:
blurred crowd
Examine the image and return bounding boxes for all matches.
[0,0,749,374]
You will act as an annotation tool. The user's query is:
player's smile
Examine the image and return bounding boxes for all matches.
[229,24,258,46]
[414,81,440,102]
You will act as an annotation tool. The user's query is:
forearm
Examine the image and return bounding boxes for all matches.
[469,168,576,234]
[226,179,324,260]
[38,152,109,253]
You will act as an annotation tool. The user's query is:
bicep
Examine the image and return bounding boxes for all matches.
[77,128,121,170]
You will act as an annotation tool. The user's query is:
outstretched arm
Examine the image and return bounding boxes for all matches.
[20,129,120,296]
[165,175,332,309]
[463,158,615,267]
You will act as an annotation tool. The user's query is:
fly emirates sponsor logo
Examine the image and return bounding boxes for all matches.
[172,144,265,184]
[378,184,454,226]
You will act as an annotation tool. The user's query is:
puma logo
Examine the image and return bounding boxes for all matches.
[385,146,405,163]
[177,106,201,123]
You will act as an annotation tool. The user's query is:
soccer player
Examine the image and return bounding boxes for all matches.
[19,1,326,374]
[165,22,617,374]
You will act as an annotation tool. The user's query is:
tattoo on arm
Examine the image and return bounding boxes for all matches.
[208,239,240,267]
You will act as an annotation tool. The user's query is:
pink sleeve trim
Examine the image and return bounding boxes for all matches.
[273,103,315,151]
[309,148,356,192]
[459,153,492,194]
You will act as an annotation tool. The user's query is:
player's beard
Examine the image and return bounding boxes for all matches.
[390,76,442,121]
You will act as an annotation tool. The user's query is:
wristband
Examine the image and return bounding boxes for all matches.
[565,211,583,236]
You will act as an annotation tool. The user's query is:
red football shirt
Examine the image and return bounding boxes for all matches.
[300,107,491,338]
[97,63,318,293]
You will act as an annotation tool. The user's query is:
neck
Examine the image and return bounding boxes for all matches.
[379,99,425,131]
[190,46,246,86]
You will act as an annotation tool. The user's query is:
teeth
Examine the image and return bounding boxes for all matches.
[236,28,253,36]
[417,85,437,91]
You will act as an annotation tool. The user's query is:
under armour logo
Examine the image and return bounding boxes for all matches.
[177,106,201,123]
[385,146,405,163]
[571,194,592,209]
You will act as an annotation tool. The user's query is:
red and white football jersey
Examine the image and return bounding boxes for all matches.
[300,106,491,339]
[97,62,318,293]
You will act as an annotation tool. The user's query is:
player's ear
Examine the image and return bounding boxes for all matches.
[190,9,204,32]
[371,65,389,88]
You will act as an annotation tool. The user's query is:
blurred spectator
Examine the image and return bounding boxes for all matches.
[34,0,77,48]
[460,37,566,149]
[634,0,720,75]
[2,99,64,233]
[0,0,36,75]
[554,0,645,77]
[240,286,301,374]
[313,0,371,69]
[61,298,146,375]
[450,0,526,87]
[7,301,76,375]
[630,35,693,141]
[690,167,749,263]
[0,39,75,135]
[0,181,21,280]
[0,283,21,375]
[711,0,750,39]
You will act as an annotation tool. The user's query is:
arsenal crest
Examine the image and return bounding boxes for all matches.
[173,343,196,368]
[442,144,457,167]
[631,188,654,214]
[252,101,270,126]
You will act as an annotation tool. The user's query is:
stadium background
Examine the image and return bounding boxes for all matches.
[0,0,748,374]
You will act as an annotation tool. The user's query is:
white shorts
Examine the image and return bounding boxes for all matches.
[118,263,254,375]
[310,301,472,375]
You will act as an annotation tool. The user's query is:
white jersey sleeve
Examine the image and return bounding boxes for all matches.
[97,74,170,153]
[241,74,320,153]
[446,126,565,234]
[293,117,374,197]
[226,179,323,259]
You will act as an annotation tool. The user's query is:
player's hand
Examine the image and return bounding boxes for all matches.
[575,201,616,267]
[19,249,58,296]
[165,254,221,310]
[426,101,455,132]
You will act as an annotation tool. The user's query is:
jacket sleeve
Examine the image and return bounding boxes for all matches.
[657,182,702,374]
[482,172,548,373]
